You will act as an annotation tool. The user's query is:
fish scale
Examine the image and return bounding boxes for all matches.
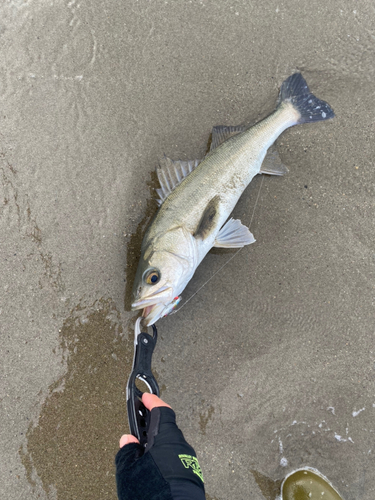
[148,102,298,241]
[132,73,335,325]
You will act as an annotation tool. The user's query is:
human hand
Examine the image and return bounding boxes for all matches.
[119,393,171,448]
[116,393,205,500]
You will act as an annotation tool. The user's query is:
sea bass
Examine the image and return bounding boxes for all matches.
[131,73,334,325]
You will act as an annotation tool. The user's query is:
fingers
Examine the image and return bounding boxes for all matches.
[119,434,140,448]
[142,393,172,411]
[119,395,171,448]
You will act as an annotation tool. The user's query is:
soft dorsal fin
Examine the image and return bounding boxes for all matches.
[156,156,201,206]
[210,125,246,151]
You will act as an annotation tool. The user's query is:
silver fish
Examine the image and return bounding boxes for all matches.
[131,73,334,325]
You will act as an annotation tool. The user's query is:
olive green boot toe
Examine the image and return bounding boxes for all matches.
[281,468,343,500]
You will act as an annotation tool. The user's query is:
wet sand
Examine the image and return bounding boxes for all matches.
[1,1,374,499]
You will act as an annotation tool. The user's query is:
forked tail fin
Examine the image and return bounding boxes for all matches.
[278,73,335,124]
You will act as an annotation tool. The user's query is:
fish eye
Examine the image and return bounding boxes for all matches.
[143,269,160,285]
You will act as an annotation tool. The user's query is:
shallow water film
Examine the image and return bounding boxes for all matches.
[1,1,374,499]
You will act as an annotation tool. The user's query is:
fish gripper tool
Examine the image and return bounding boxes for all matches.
[127,317,160,447]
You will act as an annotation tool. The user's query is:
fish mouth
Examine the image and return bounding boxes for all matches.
[140,296,182,325]
[141,303,168,326]
[131,286,173,310]
[131,286,174,325]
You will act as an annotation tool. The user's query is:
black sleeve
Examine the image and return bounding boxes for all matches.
[115,443,173,500]
[169,480,206,500]
[115,407,205,500]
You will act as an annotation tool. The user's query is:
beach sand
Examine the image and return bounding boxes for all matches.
[1,1,374,499]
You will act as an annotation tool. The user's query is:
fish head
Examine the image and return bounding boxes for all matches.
[131,227,198,325]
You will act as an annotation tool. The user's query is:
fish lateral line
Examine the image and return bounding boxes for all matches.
[132,72,335,325]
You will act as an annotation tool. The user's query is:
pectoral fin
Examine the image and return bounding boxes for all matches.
[214,218,255,248]
[194,195,221,240]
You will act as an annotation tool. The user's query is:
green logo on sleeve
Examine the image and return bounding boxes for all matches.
[178,454,204,483]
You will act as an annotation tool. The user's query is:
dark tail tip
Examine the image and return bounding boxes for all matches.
[279,73,335,124]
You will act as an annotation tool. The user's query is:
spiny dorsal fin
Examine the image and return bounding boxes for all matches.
[194,195,220,240]
[210,125,246,151]
[259,144,289,176]
[156,156,201,206]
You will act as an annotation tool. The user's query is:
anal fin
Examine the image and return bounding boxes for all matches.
[260,144,288,176]
[214,218,255,248]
